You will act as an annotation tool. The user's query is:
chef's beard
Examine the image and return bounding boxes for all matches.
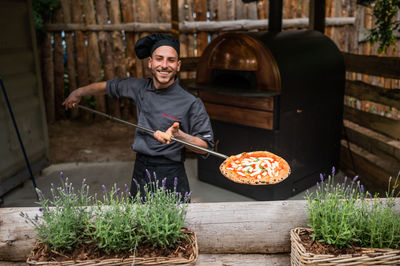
[150,67,177,87]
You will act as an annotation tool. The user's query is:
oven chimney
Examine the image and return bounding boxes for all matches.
[268,0,283,32]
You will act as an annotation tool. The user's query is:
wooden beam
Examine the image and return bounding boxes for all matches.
[343,52,400,79]
[43,17,355,33]
[268,0,282,32]
[340,140,398,194]
[309,0,326,32]
[343,106,400,140]
[343,119,400,162]
[345,80,400,110]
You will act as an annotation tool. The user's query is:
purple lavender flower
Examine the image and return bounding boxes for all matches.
[360,184,365,193]
[332,166,336,176]
[162,178,167,190]
[132,178,139,188]
[116,188,120,195]
[367,192,372,198]
[145,169,152,181]
[66,185,70,194]
[320,174,324,182]
[344,176,348,183]
[125,184,129,192]
[60,172,65,182]
[19,212,25,217]
[128,192,132,197]
[39,207,43,212]
[102,185,107,193]
[24,234,30,239]
[352,175,358,184]
[34,214,39,222]
[174,177,178,188]
[51,183,55,189]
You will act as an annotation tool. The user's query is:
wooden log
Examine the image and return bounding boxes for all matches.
[343,119,400,163]
[40,32,55,123]
[120,0,136,78]
[171,0,180,39]
[109,0,129,119]
[256,0,266,19]
[178,0,188,79]
[343,52,400,79]
[343,106,400,140]
[53,7,65,120]
[187,0,195,78]
[0,201,309,261]
[83,0,106,115]
[44,17,356,32]
[60,0,79,119]
[71,0,91,121]
[345,80,400,110]
[95,0,120,117]
[195,0,208,56]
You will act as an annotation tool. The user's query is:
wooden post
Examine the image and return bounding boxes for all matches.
[41,31,55,123]
[95,0,119,117]
[309,0,326,33]
[53,7,65,120]
[269,0,282,32]
[71,0,91,121]
[195,0,208,56]
[83,0,106,115]
[109,0,128,119]
[171,0,180,40]
[60,0,79,119]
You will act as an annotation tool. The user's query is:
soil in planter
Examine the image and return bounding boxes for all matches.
[29,237,193,262]
[299,230,364,256]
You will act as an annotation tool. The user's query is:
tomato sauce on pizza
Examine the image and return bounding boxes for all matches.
[219,151,290,185]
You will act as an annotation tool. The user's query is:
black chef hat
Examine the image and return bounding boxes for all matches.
[135,34,180,59]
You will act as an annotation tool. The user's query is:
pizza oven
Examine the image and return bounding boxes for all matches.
[186,30,345,200]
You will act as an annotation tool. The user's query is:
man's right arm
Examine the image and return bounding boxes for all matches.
[62,82,107,110]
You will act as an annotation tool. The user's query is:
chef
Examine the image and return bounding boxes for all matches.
[62,33,214,198]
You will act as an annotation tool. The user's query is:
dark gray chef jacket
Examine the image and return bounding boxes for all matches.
[106,78,214,162]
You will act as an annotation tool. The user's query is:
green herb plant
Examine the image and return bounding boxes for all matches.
[22,171,190,256]
[306,167,400,249]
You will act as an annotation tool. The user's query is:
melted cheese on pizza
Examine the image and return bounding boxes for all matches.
[225,153,284,180]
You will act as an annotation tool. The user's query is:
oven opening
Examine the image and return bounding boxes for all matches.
[211,69,257,91]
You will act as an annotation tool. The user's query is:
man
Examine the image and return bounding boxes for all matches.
[62,34,214,198]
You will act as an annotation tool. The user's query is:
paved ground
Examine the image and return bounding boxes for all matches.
[2,158,345,207]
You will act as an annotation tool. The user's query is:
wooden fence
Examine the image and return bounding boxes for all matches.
[38,0,400,193]
[41,0,362,122]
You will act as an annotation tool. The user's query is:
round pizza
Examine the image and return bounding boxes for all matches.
[219,151,291,185]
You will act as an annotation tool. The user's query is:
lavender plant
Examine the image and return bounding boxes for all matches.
[306,167,400,249]
[135,170,190,249]
[90,184,139,254]
[23,173,93,252]
[22,170,191,256]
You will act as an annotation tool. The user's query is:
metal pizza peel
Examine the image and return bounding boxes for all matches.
[73,104,290,185]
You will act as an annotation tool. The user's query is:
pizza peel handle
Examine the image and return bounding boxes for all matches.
[73,104,229,159]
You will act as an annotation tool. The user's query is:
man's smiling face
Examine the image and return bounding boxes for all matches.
[148,46,181,89]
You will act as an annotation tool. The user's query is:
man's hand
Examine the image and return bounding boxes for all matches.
[62,90,81,110]
[153,122,180,144]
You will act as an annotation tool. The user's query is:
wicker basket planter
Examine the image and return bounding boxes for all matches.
[26,228,198,266]
[290,228,400,265]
